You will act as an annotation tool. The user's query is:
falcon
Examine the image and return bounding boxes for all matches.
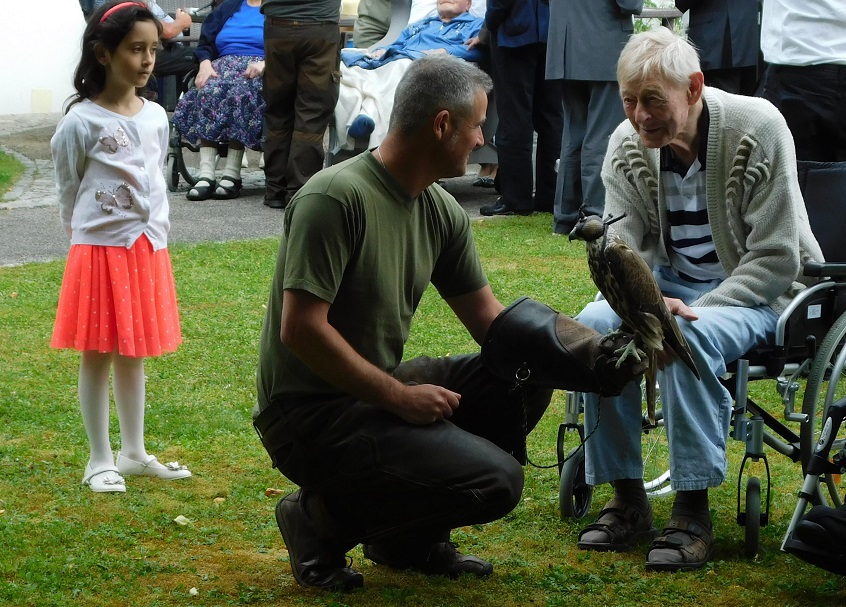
[569,213,701,423]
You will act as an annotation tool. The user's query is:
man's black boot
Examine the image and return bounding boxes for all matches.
[363,541,493,579]
[275,490,364,590]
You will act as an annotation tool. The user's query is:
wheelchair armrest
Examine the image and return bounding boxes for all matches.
[803,261,846,280]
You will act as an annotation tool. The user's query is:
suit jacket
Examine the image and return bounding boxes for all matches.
[545,0,644,81]
[675,0,760,70]
[486,0,551,47]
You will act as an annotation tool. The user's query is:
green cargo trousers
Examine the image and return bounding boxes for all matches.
[262,18,341,206]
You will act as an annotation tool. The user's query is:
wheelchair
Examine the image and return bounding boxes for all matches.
[152,0,251,192]
[155,68,203,192]
[161,69,265,193]
[324,0,499,169]
[556,160,846,560]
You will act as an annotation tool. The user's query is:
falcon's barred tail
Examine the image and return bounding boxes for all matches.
[662,313,701,380]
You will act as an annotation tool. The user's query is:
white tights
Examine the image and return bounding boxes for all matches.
[79,351,150,470]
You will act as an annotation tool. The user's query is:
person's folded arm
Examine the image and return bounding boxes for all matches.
[280,289,462,424]
[159,8,191,39]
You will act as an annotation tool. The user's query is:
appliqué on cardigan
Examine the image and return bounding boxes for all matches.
[96,183,135,214]
[98,126,130,153]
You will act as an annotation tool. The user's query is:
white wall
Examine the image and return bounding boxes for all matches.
[0,0,86,114]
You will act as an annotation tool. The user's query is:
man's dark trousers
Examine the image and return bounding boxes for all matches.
[490,38,563,214]
[255,354,553,556]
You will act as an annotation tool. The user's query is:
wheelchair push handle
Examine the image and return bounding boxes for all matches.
[803,261,846,279]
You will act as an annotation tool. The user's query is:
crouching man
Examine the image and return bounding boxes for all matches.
[254,55,645,590]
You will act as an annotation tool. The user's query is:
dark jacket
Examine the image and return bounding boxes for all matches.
[545,0,644,81]
[675,0,760,70]
[486,0,551,47]
[194,0,245,64]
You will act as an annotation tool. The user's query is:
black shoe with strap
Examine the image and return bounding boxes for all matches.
[363,541,493,579]
[480,198,532,217]
[275,490,364,591]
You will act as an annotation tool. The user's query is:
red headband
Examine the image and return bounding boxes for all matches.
[100,2,146,23]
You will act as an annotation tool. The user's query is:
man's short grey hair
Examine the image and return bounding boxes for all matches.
[389,55,493,136]
[617,27,701,89]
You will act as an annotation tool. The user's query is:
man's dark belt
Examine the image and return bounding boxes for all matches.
[266,17,338,27]
[771,63,846,74]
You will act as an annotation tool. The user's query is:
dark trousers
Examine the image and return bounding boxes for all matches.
[262,19,340,204]
[553,80,626,234]
[490,39,564,213]
[703,66,758,96]
[761,63,846,162]
[254,354,553,553]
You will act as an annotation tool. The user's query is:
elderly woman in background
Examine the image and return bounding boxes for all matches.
[173,0,264,200]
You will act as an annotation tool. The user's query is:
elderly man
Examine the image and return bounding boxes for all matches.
[253,55,644,590]
[335,0,484,149]
[571,27,823,571]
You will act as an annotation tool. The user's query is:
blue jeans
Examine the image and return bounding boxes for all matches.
[576,267,779,491]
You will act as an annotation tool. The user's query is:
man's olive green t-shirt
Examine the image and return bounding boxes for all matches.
[255,152,488,414]
[261,0,340,21]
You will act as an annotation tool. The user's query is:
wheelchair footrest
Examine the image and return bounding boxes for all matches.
[783,536,846,575]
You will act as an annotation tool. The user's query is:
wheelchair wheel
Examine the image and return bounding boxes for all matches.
[166,151,180,192]
[800,311,846,506]
[744,476,761,558]
[559,445,593,520]
[175,142,200,188]
[642,389,673,498]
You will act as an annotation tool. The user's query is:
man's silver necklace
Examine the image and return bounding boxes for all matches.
[375,147,386,169]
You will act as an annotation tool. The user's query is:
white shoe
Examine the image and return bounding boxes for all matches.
[116,452,192,480]
[258,153,264,169]
[82,463,126,493]
[241,155,249,168]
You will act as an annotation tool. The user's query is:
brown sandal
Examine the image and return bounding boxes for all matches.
[577,498,657,552]
[646,516,714,571]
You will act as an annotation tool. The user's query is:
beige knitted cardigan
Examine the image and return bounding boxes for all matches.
[600,87,824,315]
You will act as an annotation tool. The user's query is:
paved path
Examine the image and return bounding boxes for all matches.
[0,113,497,267]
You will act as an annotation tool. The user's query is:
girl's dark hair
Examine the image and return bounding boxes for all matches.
[66,1,163,112]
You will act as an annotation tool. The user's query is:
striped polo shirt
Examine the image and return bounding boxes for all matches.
[660,105,726,284]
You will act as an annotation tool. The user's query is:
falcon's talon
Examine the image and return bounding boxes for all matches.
[614,339,644,369]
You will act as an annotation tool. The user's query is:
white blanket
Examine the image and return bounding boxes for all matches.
[333,58,413,152]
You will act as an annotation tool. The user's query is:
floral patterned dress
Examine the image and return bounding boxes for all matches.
[173,54,265,150]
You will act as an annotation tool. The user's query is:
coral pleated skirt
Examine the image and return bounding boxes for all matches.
[51,234,182,357]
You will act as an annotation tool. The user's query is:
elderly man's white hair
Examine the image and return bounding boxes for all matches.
[617,26,702,89]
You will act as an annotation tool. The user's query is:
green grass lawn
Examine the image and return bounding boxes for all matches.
[0,149,25,196]
[1,214,844,606]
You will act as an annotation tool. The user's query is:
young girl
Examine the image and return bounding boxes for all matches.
[52,1,192,493]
